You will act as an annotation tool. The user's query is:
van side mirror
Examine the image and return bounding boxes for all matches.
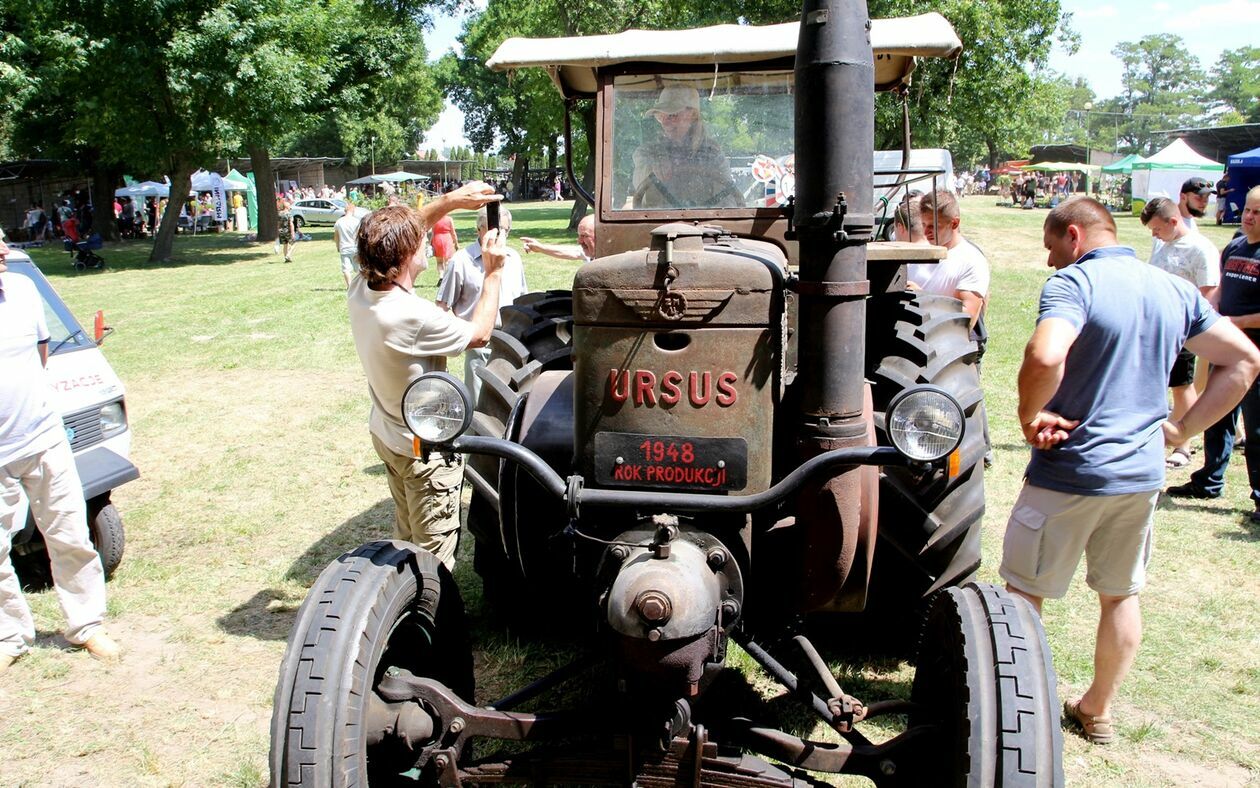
[94,310,115,344]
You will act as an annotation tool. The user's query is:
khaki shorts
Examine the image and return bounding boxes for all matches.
[371,433,465,570]
[999,483,1157,599]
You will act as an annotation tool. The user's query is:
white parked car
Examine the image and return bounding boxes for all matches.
[290,198,347,228]
[6,250,138,581]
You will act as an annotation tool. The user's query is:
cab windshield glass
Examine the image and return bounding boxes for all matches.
[610,71,795,211]
[7,260,92,355]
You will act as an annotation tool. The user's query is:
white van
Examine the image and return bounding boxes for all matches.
[4,248,138,579]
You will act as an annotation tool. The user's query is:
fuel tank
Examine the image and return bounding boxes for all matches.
[572,224,787,495]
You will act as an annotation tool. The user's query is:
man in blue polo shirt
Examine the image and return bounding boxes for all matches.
[1004,198,1259,744]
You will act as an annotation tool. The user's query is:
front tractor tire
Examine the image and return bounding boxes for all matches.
[270,541,473,787]
[909,582,1063,787]
[866,291,987,610]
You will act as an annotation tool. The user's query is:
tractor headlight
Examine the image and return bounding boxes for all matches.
[99,401,127,438]
[402,372,472,445]
[887,386,964,462]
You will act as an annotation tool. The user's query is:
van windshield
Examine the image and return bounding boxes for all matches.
[610,71,795,211]
[6,260,93,355]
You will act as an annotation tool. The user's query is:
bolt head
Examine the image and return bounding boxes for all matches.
[706,548,727,569]
[636,590,672,623]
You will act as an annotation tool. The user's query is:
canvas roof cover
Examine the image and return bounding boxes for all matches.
[487,13,962,96]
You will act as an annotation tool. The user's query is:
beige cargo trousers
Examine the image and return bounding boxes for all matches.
[0,437,106,656]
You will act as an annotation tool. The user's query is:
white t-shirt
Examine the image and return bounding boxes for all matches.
[1149,233,1220,289]
[436,241,529,322]
[347,276,474,456]
[908,239,989,298]
[333,211,363,256]
[0,272,61,465]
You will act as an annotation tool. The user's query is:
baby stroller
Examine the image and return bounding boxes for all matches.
[64,231,106,270]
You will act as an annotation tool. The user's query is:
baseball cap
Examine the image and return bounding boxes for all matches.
[646,85,701,118]
[1181,177,1213,196]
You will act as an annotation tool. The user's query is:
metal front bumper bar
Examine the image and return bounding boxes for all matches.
[448,435,913,515]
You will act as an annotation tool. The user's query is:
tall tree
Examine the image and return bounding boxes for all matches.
[1210,46,1260,123]
[1105,34,1206,153]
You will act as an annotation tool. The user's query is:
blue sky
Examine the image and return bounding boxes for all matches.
[421,0,1260,151]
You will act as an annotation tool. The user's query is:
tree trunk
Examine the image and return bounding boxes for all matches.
[251,146,278,242]
[92,165,123,243]
[986,139,999,171]
[149,161,195,262]
[510,155,528,202]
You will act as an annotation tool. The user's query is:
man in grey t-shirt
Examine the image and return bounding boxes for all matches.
[1005,198,1258,743]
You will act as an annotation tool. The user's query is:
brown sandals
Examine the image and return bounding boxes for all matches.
[1064,698,1115,744]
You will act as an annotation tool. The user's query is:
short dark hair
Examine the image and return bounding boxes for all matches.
[357,206,425,286]
[1140,197,1178,225]
[1044,196,1116,236]
[918,189,959,221]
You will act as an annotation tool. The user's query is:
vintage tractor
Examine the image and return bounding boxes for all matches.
[270,1,1064,785]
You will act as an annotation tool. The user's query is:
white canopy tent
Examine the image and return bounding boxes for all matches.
[1130,139,1223,212]
[114,180,170,198]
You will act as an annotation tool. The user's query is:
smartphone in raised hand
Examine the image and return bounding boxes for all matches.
[486,201,500,233]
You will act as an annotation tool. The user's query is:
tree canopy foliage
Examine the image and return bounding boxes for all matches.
[1,0,446,259]
[1210,46,1260,124]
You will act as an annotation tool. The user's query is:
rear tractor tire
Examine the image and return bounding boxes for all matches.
[269,540,473,786]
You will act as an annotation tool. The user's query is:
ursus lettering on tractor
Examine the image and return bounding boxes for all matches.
[270,1,1064,785]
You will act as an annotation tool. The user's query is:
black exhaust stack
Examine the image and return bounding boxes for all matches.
[794,0,873,443]
[784,0,875,611]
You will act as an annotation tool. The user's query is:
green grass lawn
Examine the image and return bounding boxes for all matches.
[0,199,1256,786]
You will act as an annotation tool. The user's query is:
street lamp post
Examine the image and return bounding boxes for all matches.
[370,135,377,175]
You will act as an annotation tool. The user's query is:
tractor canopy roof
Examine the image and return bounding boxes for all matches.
[487,13,961,97]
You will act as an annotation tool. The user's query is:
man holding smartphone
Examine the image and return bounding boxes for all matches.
[347,183,504,570]
[437,204,529,403]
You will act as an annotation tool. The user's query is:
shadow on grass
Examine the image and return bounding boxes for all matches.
[1219,518,1260,542]
[216,498,396,640]
[26,233,291,279]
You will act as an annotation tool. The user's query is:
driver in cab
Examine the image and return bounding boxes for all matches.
[632,85,743,209]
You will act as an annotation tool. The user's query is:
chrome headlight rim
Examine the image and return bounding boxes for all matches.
[401,371,473,446]
[887,385,965,463]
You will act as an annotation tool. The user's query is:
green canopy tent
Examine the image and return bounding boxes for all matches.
[1101,153,1143,174]
[1020,161,1098,173]
[1021,161,1101,194]
[225,168,256,230]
